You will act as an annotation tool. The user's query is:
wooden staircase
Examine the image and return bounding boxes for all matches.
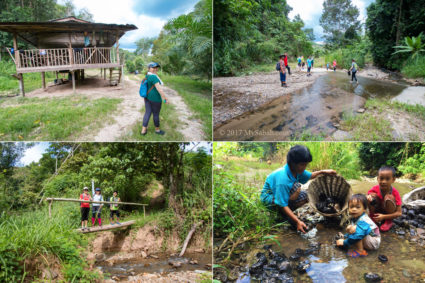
[109,67,122,86]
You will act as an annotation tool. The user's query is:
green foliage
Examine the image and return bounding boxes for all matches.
[393,33,425,60]
[125,60,136,73]
[0,204,98,281]
[399,144,425,176]
[213,169,276,238]
[214,0,313,76]
[0,96,121,140]
[152,0,212,80]
[324,37,370,69]
[135,37,156,56]
[401,55,425,79]
[367,0,425,70]
[319,0,361,48]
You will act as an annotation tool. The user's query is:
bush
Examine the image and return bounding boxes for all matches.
[401,55,425,79]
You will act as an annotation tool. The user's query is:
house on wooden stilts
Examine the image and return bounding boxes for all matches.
[0,17,137,96]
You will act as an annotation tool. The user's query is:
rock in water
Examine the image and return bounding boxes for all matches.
[296,260,311,273]
[277,261,292,273]
[364,272,382,282]
[249,253,267,274]
[378,255,388,263]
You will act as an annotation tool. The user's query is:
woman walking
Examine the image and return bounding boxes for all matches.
[80,187,91,231]
[141,62,169,136]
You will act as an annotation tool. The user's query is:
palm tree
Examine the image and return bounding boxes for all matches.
[393,33,425,61]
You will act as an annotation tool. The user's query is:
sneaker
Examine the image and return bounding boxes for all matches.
[155,130,165,135]
[141,131,147,136]
[347,249,368,258]
[380,220,393,232]
[116,222,121,225]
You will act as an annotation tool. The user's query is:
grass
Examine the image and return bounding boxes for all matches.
[401,55,425,80]
[0,204,99,282]
[0,96,121,140]
[123,100,184,141]
[0,60,56,96]
[127,72,212,140]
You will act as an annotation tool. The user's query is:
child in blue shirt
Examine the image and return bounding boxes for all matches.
[261,145,336,233]
[336,194,381,257]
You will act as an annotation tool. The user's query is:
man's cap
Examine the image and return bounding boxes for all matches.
[83,187,88,190]
[95,188,101,191]
[147,62,160,68]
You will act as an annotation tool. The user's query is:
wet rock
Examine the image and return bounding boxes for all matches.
[189,260,198,265]
[277,261,292,273]
[357,108,365,113]
[95,253,106,262]
[408,210,416,218]
[249,253,268,274]
[378,255,388,263]
[397,230,406,236]
[141,251,147,258]
[417,228,425,239]
[289,254,301,261]
[270,251,287,263]
[410,228,417,236]
[296,260,311,273]
[150,254,159,259]
[364,272,382,282]
[263,244,272,250]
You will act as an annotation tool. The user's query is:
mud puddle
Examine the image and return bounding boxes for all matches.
[214,72,410,141]
[98,252,211,280]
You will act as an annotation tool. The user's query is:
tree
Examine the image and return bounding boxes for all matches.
[367,0,425,69]
[319,0,361,48]
[393,33,425,61]
[135,37,156,56]
[303,28,315,42]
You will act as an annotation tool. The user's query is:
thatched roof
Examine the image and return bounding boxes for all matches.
[0,17,137,48]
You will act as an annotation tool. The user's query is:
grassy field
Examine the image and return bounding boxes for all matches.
[0,61,56,96]
[0,96,121,140]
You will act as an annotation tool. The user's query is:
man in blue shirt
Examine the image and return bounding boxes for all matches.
[261,145,337,233]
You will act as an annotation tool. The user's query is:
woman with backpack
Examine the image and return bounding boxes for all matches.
[141,62,168,136]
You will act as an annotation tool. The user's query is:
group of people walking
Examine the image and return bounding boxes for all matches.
[79,187,121,231]
[279,54,360,87]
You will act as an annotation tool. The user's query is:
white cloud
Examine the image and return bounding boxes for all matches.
[59,0,167,48]
[287,0,324,22]
[20,143,49,166]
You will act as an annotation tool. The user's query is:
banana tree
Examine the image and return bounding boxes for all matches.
[393,33,425,61]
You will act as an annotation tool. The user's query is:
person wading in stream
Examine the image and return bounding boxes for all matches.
[109,191,121,225]
[333,59,337,72]
[349,59,358,83]
[260,145,337,233]
[92,187,103,227]
[141,62,169,136]
[279,55,287,87]
[80,187,92,231]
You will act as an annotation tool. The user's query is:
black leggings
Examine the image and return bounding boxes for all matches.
[351,70,357,82]
[143,98,162,128]
[285,65,291,75]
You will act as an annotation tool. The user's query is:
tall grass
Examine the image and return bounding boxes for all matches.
[0,60,56,95]
[324,47,366,70]
[0,204,99,282]
[0,96,121,140]
[401,55,425,80]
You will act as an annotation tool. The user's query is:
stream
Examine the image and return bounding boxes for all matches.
[97,252,211,281]
[214,72,425,141]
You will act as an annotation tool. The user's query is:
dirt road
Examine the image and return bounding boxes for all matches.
[27,75,204,141]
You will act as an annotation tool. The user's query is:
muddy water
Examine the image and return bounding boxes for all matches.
[234,226,425,283]
[98,252,211,280]
[214,72,408,141]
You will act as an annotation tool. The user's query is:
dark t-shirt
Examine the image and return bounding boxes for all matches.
[147,74,162,103]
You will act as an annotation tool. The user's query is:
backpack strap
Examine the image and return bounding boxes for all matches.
[146,75,155,95]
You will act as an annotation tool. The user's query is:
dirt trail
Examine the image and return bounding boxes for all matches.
[25,75,204,141]
[213,68,329,127]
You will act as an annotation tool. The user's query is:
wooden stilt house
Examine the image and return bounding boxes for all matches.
[0,17,137,95]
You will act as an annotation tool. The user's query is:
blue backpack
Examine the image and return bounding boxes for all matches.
[139,77,154,98]
[276,62,281,71]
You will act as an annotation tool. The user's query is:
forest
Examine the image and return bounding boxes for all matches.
[0,142,212,281]
[214,0,425,79]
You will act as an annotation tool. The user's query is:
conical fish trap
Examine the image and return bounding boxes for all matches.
[402,186,425,209]
[307,175,352,217]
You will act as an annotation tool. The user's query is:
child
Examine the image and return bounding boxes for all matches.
[261,145,337,233]
[284,53,291,75]
[367,166,402,231]
[80,187,92,231]
[336,194,381,257]
[301,56,305,70]
[279,55,287,87]
[333,59,337,71]
[297,56,302,72]
[109,191,121,225]
[326,62,330,71]
[306,56,312,77]
[92,187,103,226]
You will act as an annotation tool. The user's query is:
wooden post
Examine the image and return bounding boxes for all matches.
[56,71,58,80]
[18,73,25,97]
[41,72,46,89]
[82,69,85,80]
[109,68,112,82]
[115,31,120,65]
[103,68,106,79]
[71,71,76,93]
[13,33,19,69]
[120,65,124,86]
[48,200,53,218]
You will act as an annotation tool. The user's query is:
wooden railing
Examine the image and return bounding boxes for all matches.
[7,47,119,71]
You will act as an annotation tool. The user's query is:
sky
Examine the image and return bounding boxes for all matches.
[286,0,375,43]
[58,0,200,50]
[19,142,212,166]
